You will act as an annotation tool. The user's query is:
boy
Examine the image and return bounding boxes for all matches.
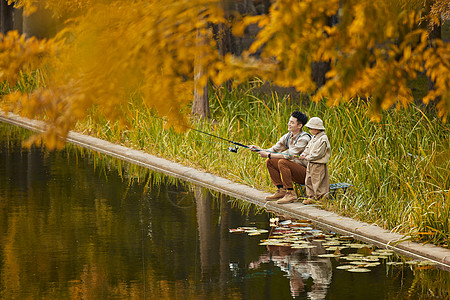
[299,117,331,204]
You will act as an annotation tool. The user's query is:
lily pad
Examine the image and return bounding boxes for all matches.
[318,253,342,258]
[418,260,437,266]
[347,268,371,273]
[325,246,348,251]
[405,260,426,265]
[291,244,317,249]
[336,265,355,270]
[362,256,380,262]
[386,262,404,266]
[350,261,368,266]
[345,243,371,249]
[364,262,381,267]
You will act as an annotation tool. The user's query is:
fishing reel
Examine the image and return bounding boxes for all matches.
[228,146,239,153]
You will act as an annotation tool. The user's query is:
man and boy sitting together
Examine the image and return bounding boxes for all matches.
[249,111,331,205]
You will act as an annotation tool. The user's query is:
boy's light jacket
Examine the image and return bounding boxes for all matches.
[302,131,331,164]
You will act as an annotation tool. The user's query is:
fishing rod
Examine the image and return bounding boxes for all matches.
[188,126,257,153]
[187,124,305,159]
[151,114,256,153]
[153,114,300,157]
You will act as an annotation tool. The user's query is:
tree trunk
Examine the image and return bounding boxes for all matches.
[0,1,14,34]
[311,61,331,90]
[192,28,211,119]
[424,2,441,111]
[22,5,58,38]
[427,22,441,92]
[311,16,334,90]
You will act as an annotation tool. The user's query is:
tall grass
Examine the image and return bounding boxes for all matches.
[3,76,444,248]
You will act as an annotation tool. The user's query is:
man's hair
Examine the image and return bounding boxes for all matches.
[291,111,308,126]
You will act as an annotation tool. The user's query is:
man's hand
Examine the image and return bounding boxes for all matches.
[248,145,261,152]
[258,151,269,158]
[299,153,306,160]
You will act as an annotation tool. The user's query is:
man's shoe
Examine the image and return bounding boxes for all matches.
[276,190,298,204]
[265,188,287,200]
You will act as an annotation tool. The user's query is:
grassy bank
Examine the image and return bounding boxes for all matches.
[73,83,450,248]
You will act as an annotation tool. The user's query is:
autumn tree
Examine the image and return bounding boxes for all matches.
[0,0,449,148]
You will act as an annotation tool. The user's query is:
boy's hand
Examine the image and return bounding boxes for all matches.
[299,154,306,159]
[248,145,260,152]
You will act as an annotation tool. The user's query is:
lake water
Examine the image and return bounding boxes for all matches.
[0,123,449,299]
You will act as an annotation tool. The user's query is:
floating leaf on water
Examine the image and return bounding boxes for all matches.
[301,227,313,231]
[418,260,437,266]
[285,232,305,236]
[357,247,373,256]
[347,268,371,273]
[374,249,394,253]
[336,265,355,270]
[291,244,317,249]
[239,227,257,231]
[323,242,342,247]
[318,254,342,258]
[229,228,245,233]
[386,262,404,266]
[279,220,292,226]
[248,232,262,236]
[406,260,421,265]
[344,244,364,248]
[269,235,285,239]
[372,251,393,256]
[296,220,312,224]
[339,236,354,241]
[377,256,390,259]
[350,261,368,266]
[364,262,381,267]
[292,240,309,244]
[313,239,327,243]
[325,246,348,251]
[362,256,379,262]
[342,256,364,261]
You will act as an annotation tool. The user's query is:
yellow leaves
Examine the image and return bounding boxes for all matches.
[1,0,449,149]
[385,24,395,38]
[0,31,54,86]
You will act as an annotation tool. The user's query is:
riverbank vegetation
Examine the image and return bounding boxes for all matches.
[73,82,450,248]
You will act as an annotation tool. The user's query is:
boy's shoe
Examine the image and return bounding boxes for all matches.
[265,188,287,200]
[276,190,298,204]
[302,198,315,205]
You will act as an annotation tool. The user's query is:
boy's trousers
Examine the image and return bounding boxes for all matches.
[305,162,330,199]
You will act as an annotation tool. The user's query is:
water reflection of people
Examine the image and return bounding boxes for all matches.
[249,240,332,299]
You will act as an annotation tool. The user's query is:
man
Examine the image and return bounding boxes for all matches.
[249,111,311,204]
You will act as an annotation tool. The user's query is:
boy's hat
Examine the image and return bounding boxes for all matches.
[305,117,325,130]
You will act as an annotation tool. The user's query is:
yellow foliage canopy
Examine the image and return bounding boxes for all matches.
[0,0,449,148]
[2,0,224,148]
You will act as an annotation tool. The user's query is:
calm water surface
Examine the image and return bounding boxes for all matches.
[0,124,448,299]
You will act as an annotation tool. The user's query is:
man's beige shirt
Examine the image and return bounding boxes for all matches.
[267,131,311,165]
